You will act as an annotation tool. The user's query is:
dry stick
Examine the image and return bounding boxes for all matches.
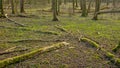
[5,14,25,27]
[0,42,69,68]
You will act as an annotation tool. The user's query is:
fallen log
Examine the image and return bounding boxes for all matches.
[81,38,120,67]
[112,42,120,52]
[0,42,69,68]
[93,10,120,20]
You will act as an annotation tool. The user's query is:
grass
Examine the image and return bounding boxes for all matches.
[0,10,120,67]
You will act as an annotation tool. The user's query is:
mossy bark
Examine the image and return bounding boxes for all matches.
[81,38,120,66]
[0,42,69,68]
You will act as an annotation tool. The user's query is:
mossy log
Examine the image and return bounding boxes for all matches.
[81,38,100,48]
[81,38,120,66]
[0,42,69,68]
[112,42,120,52]
[55,25,67,32]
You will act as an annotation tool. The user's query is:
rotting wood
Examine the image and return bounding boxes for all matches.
[0,42,69,68]
[81,38,120,67]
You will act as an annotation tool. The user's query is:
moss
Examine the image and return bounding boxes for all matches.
[0,42,69,68]
[115,58,120,66]
[81,38,100,48]
[106,52,115,59]
[112,42,120,52]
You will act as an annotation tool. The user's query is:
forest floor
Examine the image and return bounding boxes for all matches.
[0,11,120,68]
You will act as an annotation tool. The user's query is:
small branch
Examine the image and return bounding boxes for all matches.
[5,14,26,27]
[55,25,67,32]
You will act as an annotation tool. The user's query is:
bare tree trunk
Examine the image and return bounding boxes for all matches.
[81,0,87,17]
[93,0,101,20]
[20,0,25,13]
[73,0,75,14]
[11,0,18,14]
[0,0,5,18]
[52,0,58,21]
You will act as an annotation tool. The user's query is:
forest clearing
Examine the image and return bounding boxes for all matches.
[0,0,120,68]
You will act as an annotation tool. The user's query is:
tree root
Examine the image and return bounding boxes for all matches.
[0,42,69,68]
[81,38,120,67]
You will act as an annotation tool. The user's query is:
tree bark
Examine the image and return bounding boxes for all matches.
[20,0,25,13]
[0,0,5,18]
[52,0,58,21]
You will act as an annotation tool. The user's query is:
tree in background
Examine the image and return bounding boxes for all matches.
[0,0,5,18]
[52,0,59,21]
[81,0,87,17]
[93,0,101,20]
[20,0,25,13]
[11,0,18,14]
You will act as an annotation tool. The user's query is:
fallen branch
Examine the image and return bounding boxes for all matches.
[0,39,66,43]
[54,25,67,32]
[93,10,120,20]
[0,48,28,55]
[0,26,59,35]
[81,38,120,66]
[0,42,69,68]
[5,14,26,27]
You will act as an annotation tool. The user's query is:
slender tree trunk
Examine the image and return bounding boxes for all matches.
[52,0,58,21]
[81,0,87,17]
[75,0,78,7]
[58,0,62,13]
[87,0,92,14]
[93,0,101,20]
[11,0,18,14]
[73,0,75,14]
[0,0,5,17]
[20,0,25,13]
